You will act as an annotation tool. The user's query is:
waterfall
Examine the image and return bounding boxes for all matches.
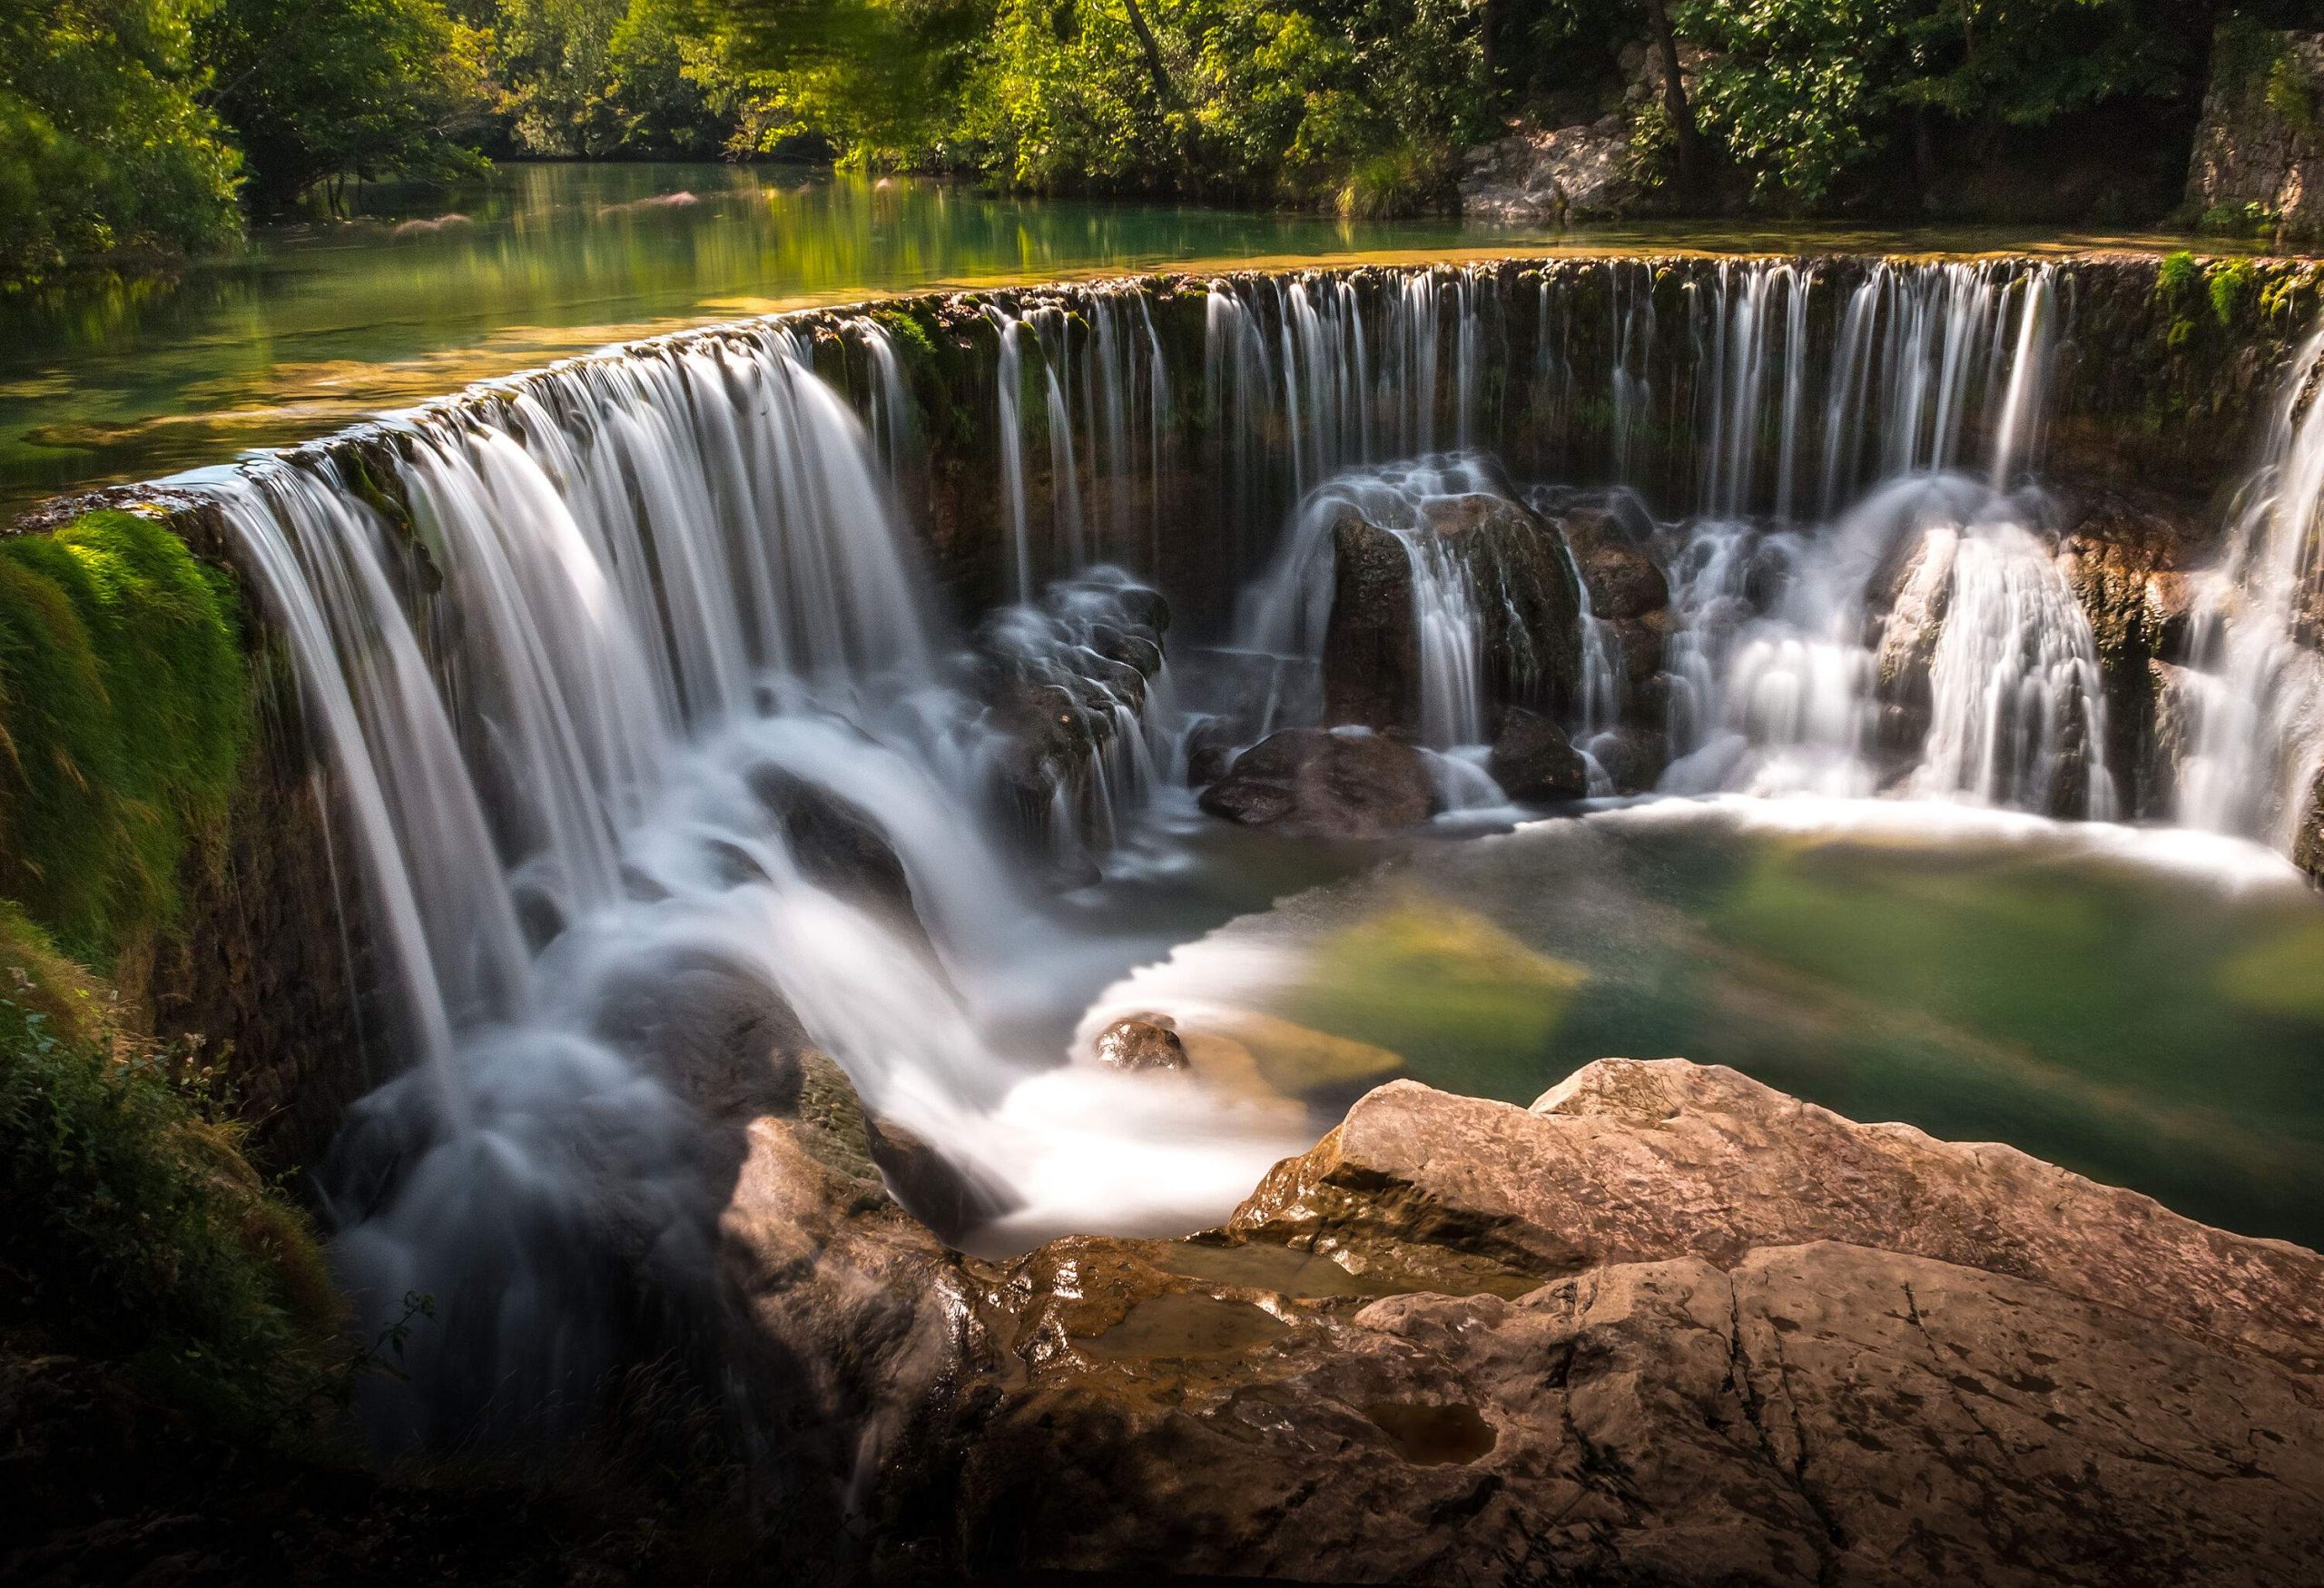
[116,252,2324,1444]
[1910,521,2116,817]
[988,305,1036,601]
[186,321,1206,1440]
[851,316,918,488]
[1234,454,1503,746]
[1609,261,1657,484]
[2178,328,2324,849]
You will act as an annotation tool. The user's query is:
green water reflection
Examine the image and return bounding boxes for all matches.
[0,162,2258,518]
[1245,809,2324,1248]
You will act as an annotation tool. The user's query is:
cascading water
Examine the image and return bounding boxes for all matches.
[1233,454,1506,761]
[2177,327,2324,852]
[143,255,2324,1451]
[190,321,1283,1440]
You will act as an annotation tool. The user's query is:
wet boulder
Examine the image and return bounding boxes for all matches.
[944,1061,2324,1586]
[977,574,1172,858]
[2295,768,2324,883]
[865,1113,1020,1245]
[2057,493,2225,817]
[1318,512,1420,730]
[1589,722,1669,794]
[1556,503,1669,621]
[747,766,919,926]
[1871,528,1955,771]
[1486,707,1589,802]
[1177,646,1321,787]
[1092,1016,1190,1073]
[1320,493,1583,736]
[1197,728,1435,838]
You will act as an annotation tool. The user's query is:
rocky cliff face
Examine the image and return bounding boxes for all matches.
[2186,29,2324,243]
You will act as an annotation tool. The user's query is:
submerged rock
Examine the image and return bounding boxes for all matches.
[1197,727,1435,837]
[1091,1016,1188,1072]
[1486,706,1588,801]
[2295,769,2324,881]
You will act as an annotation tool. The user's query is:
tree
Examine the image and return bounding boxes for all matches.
[1677,0,2233,206]
[198,0,490,212]
[0,0,242,288]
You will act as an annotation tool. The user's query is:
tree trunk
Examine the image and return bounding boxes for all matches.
[1119,0,1179,110]
[1642,0,1708,201]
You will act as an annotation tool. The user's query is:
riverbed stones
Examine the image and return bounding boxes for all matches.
[1197,726,1435,836]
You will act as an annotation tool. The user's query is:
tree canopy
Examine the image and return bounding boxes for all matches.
[4,0,2316,288]
[1,0,242,287]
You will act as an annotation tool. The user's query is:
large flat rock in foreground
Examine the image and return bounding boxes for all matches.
[937,1060,2324,1586]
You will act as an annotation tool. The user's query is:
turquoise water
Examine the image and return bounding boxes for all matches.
[1109,801,2324,1248]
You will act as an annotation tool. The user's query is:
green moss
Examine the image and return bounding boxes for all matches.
[2156,250,2200,300]
[0,510,249,967]
[872,305,940,361]
[2208,259,2257,328]
[2266,49,2316,135]
[0,901,337,1435]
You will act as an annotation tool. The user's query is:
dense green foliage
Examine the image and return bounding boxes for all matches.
[1677,0,2203,204]
[5,0,2320,283]
[0,900,337,1429]
[474,0,730,157]
[0,510,249,967]
[0,0,242,287]
[199,0,494,211]
[679,0,2321,213]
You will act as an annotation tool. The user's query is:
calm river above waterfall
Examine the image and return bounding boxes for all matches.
[0,162,2248,518]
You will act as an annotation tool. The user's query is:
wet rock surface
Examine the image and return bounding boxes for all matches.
[1321,492,1583,735]
[928,1060,2324,1585]
[1198,727,1436,837]
[1487,705,1589,801]
[2295,768,2324,880]
[976,571,1170,860]
[1092,1015,1190,1072]
[2056,492,2224,813]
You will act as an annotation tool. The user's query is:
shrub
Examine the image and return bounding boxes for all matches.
[0,902,336,1434]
